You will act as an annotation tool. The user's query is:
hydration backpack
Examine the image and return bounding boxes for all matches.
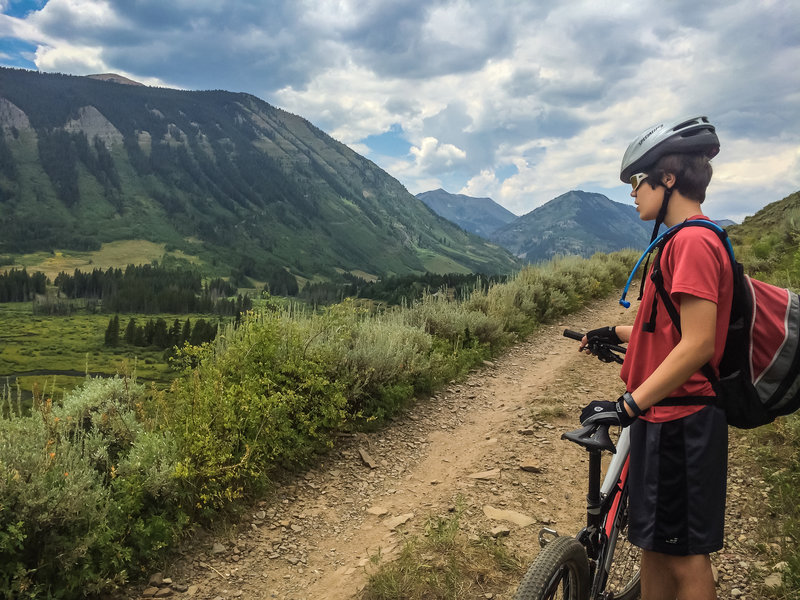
[619,219,800,429]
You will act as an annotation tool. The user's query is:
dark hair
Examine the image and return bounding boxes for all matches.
[645,152,713,203]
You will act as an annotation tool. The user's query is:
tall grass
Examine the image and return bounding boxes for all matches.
[362,503,524,600]
[0,251,635,598]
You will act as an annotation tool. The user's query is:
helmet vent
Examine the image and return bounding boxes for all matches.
[672,118,701,131]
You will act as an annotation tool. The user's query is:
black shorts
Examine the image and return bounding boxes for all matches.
[627,405,728,556]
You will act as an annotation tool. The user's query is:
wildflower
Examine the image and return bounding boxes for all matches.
[64,472,69,477]
[49,452,55,459]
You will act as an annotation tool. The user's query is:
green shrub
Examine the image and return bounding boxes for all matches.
[166,313,349,515]
[405,292,508,348]
[471,252,633,336]
[0,377,185,598]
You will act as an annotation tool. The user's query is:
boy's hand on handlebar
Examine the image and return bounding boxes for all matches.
[580,326,621,351]
[580,397,637,428]
[578,326,625,364]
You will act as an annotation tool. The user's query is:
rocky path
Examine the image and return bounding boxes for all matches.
[129,297,789,600]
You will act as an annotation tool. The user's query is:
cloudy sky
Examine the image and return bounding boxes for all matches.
[1,0,798,221]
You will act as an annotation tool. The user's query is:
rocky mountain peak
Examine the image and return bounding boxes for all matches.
[86,73,145,86]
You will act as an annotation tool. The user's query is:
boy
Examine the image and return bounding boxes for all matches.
[579,116,732,600]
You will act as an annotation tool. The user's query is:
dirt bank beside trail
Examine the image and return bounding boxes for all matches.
[128,296,781,600]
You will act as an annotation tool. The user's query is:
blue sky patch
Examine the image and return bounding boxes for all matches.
[362,124,411,157]
[494,163,518,182]
[2,0,46,19]
[0,37,38,69]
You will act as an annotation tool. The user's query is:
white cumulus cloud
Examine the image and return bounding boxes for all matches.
[0,0,797,220]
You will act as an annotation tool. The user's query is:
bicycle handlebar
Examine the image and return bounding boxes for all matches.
[563,329,626,364]
[562,328,586,342]
[559,330,625,453]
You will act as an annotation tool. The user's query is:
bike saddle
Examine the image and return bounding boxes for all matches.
[561,424,617,453]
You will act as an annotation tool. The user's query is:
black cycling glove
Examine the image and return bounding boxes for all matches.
[583,326,623,363]
[586,326,622,346]
[580,393,641,428]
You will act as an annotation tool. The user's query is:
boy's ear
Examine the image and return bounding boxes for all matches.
[662,173,677,189]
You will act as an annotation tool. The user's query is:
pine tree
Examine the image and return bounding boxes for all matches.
[124,317,137,344]
[170,318,183,346]
[153,318,169,348]
[104,315,120,346]
[182,318,192,345]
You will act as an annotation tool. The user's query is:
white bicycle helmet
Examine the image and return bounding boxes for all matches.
[619,116,720,183]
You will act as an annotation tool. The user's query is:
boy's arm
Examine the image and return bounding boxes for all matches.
[624,294,717,415]
[615,326,633,343]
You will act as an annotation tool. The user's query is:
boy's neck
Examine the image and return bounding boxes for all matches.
[663,189,705,227]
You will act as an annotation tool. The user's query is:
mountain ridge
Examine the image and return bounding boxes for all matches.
[0,67,519,281]
[489,190,653,261]
[85,73,145,86]
[416,188,517,237]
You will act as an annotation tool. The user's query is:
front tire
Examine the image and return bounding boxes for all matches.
[514,536,590,600]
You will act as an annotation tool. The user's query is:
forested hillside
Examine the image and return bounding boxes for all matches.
[727,190,800,286]
[0,67,518,282]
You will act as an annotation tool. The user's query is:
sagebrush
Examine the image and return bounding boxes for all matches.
[0,251,635,597]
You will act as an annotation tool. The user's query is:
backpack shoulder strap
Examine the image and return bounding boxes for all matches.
[618,219,735,308]
[642,221,692,332]
[647,219,736,386]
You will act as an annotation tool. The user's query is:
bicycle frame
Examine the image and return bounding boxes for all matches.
[597,428,631,597]
[571,427,632,598]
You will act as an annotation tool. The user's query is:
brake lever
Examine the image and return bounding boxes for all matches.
[588,341,625,364]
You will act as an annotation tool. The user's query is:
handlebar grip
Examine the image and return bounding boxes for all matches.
[563,329,584,341]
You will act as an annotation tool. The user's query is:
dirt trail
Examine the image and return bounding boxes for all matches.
[137,296,778,600]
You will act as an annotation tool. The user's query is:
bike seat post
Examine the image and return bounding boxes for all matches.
[586,449,603,530]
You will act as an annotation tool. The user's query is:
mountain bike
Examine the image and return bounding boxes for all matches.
[513,330,640,600]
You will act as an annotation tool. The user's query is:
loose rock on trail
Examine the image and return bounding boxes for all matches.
[128,297,784,600]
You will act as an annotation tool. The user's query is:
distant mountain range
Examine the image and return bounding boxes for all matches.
[0,67,519,282]
[417,188,652,261]
[416,189,517,238]
[418,188,742,262]
[489,190,653,261]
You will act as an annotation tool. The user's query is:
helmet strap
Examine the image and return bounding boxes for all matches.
[637,185,673,300]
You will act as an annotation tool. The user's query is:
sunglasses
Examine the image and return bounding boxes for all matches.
[630,172,648,192]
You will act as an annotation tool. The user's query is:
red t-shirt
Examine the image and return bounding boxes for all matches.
[620,216,734,423]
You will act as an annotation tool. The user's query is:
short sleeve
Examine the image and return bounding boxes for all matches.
[664,227,727,305]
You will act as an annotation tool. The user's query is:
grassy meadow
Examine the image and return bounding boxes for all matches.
[0,302,225,402]
[7,239,204,282]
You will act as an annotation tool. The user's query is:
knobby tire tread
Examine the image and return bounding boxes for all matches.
[513,536,590,600]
